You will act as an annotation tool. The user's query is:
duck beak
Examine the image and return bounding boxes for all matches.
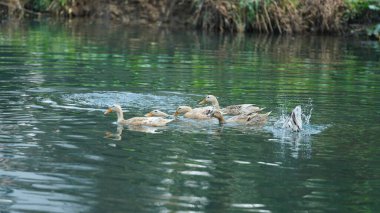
[104,108,113,115]
[174,111,179,117]
[145,112,153,117]
[198,98,207,105]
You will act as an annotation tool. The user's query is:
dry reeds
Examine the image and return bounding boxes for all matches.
[193,0,243,33]
[234,0,305,34]
[1,0,358,35]
[300,0,347,33]
[194,0,305,34]
[265,0,304,34]
[194,0,349,34]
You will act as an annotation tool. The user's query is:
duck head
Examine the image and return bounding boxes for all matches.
[199,95,218,106]
[104,104,122,114]
[145,110,169,117]
[207,110,226,124]
[174,106,192,117]
[104,104,124,122]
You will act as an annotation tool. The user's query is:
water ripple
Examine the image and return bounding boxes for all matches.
[60,91,196,111]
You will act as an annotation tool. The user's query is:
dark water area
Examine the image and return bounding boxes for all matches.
[0,20,379,212]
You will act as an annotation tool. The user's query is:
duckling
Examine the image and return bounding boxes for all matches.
[283,105,302,132]
[209,110,271,126]
[174,106,212,120]
[199,94,264,115]
[104,104,173,127]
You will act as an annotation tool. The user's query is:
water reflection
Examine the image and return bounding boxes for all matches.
[104,124,166,138]
[153,155,214,211]
[271,130,313,159]
[104,125,124,140]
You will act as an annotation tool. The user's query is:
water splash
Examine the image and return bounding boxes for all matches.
[265,100,329,159]
[273,99,314,131]
[302,98,313,125]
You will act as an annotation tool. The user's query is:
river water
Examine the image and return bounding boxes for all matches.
[0,20,379,212]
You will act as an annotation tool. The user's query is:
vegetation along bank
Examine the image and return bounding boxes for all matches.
[1,0,380,39]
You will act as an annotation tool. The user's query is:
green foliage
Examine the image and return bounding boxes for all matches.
[346,0,380,10]
[345,0,380,19]
[239,0,260,22]
[58,0,69,6]
[26,0,70,12]
[367,23,380,40]
[28,0,53,11]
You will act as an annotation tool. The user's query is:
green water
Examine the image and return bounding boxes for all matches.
[0,20,379,213]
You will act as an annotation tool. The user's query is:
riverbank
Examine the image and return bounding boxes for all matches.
[1,0,379,40]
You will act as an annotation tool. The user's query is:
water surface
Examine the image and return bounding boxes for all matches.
[1,20,380,212]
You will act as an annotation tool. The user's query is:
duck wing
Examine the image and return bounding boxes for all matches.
[192,106,213,113]
[221,104,264,115]
[226,114,252,123]
[246,112,271,125]
[124,117,173,127]
[184,106,213,119]
[184,111,211,119]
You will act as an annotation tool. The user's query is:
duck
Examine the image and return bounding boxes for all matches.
[283,105,302,132]
[144,109,170,118]
[174,106,213,119]
[209,110,271,126]
[199,94,264,115]
[104,104,173,127]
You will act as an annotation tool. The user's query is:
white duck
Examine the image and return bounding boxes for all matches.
[104,104,173,127]
[283,105,303,132]
[174,106,212,119]
[199,94,264,115]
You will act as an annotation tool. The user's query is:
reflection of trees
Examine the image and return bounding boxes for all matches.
[1,21,377,106]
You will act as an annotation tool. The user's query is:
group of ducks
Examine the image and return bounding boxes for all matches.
[104,94,303,132]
